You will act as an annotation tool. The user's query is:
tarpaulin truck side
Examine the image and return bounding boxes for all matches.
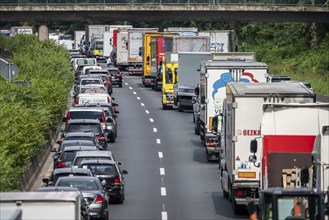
[250,103,329,191]
[199,55,267,162]
[220,82,316,215]
[0,192,82,220]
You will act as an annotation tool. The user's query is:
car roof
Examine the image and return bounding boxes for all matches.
[62,146,98,151]
[79,159,116,166]
[61,140,95,145]
[65,132,96,137]
[53,167,92,175]
[68,107,105,112]
[67,119,102,124]
[36,186,80,192]
[74,103,112,108]
[75,150,113,157]
[56,176,100,181]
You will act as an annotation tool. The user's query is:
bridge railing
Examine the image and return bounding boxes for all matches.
[0,0,327,6]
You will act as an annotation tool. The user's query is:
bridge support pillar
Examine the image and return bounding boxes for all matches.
[38,25,49,41]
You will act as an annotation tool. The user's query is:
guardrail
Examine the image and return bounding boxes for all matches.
[0,0,327,6]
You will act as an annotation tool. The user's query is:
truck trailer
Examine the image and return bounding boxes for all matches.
[173,52,211,112]
[197,30,235,52]
[0,191,82,220]
[220,82,316,215]
[198,53,266,162]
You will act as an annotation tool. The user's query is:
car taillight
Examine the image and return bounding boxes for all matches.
[56,161,66,168]
[94,195,104,204]
[117,74,122,78]
[66,112,70,124]
[102,112,106,123]
[107,97,111,103]
[114,177,121,186]
[76,97,80,104]
[97,135,106,142]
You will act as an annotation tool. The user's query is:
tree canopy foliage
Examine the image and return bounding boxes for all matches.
[0,35,73,191]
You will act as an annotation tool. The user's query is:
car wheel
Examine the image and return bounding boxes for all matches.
[178,102,183,112]
[117,194,124,204]
[110,136,116,143]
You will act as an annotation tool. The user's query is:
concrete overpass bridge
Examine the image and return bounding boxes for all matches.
[0,0,329,23]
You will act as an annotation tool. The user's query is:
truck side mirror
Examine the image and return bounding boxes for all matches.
[250,139,258,153]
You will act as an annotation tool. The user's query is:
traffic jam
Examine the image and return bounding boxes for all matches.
[1,25,328,220]
[40,53,126,219]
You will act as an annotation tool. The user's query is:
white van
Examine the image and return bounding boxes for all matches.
[76,93,112,105]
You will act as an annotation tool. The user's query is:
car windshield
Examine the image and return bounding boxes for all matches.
[57,179,100,191]
[74,157,111,166]
[61,151,77,162]
[81,79,101,85]
[53,173,90,184]
[67,123,102,134]
[83,164,117,175]
[109,70,119,75]
[70,112,103,121]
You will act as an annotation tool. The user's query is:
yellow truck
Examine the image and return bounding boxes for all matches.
[142,32,178,87]
[161,55,178,110]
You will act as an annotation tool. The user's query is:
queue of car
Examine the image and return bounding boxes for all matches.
[37,55,127,220]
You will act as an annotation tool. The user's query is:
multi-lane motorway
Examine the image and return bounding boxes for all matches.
[107,73,247,220]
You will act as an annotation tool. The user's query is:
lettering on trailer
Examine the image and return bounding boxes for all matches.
[212,71,259,114]
[236,129,261,136]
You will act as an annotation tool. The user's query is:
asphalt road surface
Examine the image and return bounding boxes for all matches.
[107,73,248,220]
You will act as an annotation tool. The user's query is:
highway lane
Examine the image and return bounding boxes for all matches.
[108,73,248,220]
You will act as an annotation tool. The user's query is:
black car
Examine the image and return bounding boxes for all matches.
[79,159,128,203]
[57,139,100,152]
[64,121,109,150]
[52,146,99,169]
[107,67,122,88]
[60,132,103,150]
[36,186,90,220]
[55,176,109,220]
[43,167,93,187]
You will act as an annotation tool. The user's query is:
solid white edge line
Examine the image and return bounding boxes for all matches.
[161,212,168,220]
[150,118,154,122]
[161,187,167,196]
[160,168,165,175]
[156,139,161,144]
[158,152,163,158]
[153,128,157,133]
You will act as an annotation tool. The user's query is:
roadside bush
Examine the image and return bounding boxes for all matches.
[0,35,73,191]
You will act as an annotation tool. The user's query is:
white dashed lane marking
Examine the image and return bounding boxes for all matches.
[149,118,154,123]
[158,152,163,158]
[161,187,167,196]
[153,128,157,133]
[141,103,145,107]
[145,110,149,114]
[125,82,128,85]
[129,87,132,90]
[137,97,141,100]
[156,139,161,144]
[162,212,168,220]
[160,168,165,175]
[133,91,137,95]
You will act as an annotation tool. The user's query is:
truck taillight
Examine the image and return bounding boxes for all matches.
[234,189,246,197]
[95,195,104,203]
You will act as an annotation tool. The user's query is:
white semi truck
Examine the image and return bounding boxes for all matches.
[198,30,235,52]
[0,191,82,220]
[219,82,316,215]
[198,53,267,161]
[248,103,329,201]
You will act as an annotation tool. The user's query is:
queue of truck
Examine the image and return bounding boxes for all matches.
[116,27,328,218]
